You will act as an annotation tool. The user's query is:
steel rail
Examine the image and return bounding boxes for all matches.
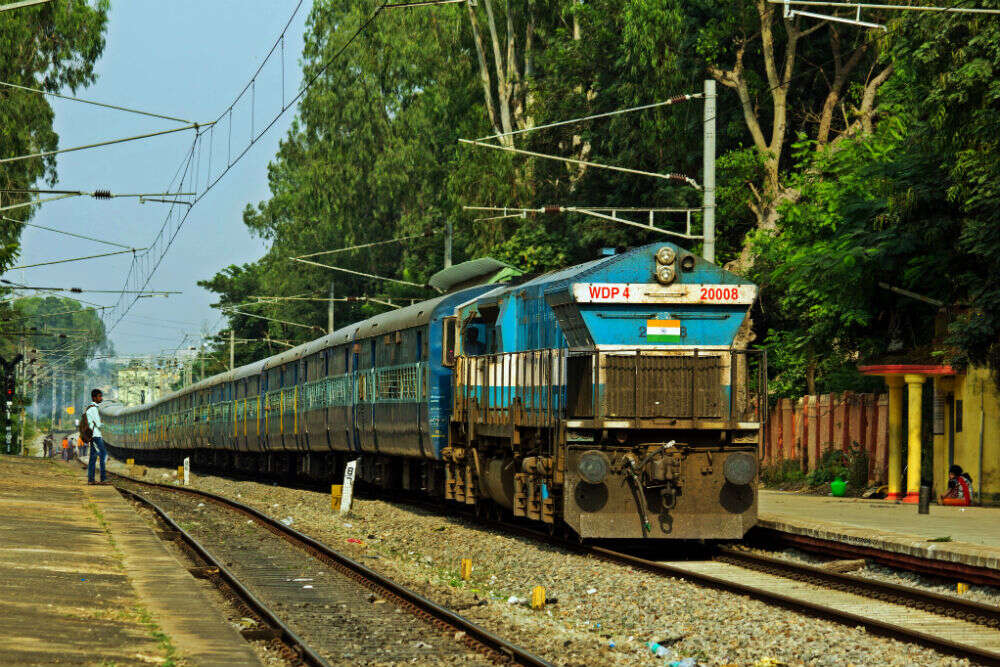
[110,472,554,667]
[115,486,333,667]
[715,546,1000,627]
[754,526,1000,587]
[582,545,1000,666]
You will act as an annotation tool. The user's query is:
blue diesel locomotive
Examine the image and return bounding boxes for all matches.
[102,242,765,540]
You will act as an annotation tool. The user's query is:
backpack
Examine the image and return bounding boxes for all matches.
[79,404,94,444]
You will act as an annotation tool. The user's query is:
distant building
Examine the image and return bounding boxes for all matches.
[115,360,182,407]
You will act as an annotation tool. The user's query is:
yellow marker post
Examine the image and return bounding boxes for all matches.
[460,558,472,581]
[958,582,970,594]
[127,458,135,466]
[177,466,184,480]
[331,484,342,510]
[530,586,545,610]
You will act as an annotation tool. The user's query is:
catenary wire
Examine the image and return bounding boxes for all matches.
[106,1,390,334]
[2,216,136,249]
[0,79,192,124]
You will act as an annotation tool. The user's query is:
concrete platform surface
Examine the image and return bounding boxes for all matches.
[759,489,1000,570]
[0,455,263,666]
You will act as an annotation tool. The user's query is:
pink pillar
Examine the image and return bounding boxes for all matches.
[807,395,820,471]
[795,397,805,463]
[781,398,794,461]
[818,394,832,460]
[833,392,848,452]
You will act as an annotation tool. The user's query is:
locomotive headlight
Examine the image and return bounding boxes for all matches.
[577,450,610,485]
[723,452,757,486]
[656,246,676,265]
[655,265,676,285]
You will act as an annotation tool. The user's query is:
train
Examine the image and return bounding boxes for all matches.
[102,242,766,540]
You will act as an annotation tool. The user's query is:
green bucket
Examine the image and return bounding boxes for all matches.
[830,478,847,497]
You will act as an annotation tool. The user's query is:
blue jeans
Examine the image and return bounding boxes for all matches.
[88,437,107,483]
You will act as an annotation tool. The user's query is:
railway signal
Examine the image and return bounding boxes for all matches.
[0,354,23,454]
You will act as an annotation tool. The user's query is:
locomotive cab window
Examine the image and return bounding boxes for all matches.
[442,316,457,367]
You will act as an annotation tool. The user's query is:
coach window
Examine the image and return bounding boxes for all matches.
[416,330,422,362]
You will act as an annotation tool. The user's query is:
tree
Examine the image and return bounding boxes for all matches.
[9,296,111,415]
[622,0,896,269]
[0,1,110,271]
[753,5,1000,393]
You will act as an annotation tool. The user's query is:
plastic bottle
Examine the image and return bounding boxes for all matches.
[647,641,673,658]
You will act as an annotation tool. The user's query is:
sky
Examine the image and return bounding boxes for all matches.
[16,1,311,358]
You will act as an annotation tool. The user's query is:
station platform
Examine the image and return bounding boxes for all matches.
[0,455,262,667]
[758,489,1000,574]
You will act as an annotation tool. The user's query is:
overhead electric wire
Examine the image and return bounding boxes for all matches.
[475,95,705,142]
[220,307,323,332]
[0,122,211,165]
[8,248,144,270]
[382,0,464,7]
[2,216,136,249]
[294,231,439,259]
[0,0,52,11]
[0,79,192,124]
[107,1,390,334]
[459,138,702,188]
[291,257,427,288]
[0,279,112,312]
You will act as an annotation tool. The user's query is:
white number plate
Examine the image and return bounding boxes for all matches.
[572,283,756,305]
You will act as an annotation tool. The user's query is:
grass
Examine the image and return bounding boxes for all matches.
[134,605,181,667]
[86,499,183,666]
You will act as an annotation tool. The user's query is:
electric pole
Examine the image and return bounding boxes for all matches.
[444,220,453,268]
[50,368,56,427]
[328,282,335,334]
[229,328,235,370]
[702,79,716,264]
[147,360,155,404]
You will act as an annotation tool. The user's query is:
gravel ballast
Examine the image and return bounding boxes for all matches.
[105,459,976,667]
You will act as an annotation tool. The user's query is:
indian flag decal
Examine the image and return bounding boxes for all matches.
[647,319,682,343]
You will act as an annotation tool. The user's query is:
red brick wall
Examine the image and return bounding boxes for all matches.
[761,391,889,483]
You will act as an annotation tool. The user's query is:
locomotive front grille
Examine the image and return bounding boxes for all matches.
[604,353,724,419]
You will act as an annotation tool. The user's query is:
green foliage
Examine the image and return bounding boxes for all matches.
[807,448,848,487]
[0,1,109,271]
[807,444,869,489]
[760,458,806,487]
[754,8,1000,390]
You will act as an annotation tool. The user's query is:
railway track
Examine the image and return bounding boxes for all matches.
[106,465,1000,665]
[585,545,1000,665]
[108,472,553,667]
[402,492,1000,665]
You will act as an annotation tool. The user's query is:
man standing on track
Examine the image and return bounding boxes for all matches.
[61,435,69,461]
[84,389,107,485]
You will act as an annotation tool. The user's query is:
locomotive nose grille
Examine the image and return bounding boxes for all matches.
[605,354,725,419]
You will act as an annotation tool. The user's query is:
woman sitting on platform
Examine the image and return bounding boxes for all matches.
[941,464,973,506]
